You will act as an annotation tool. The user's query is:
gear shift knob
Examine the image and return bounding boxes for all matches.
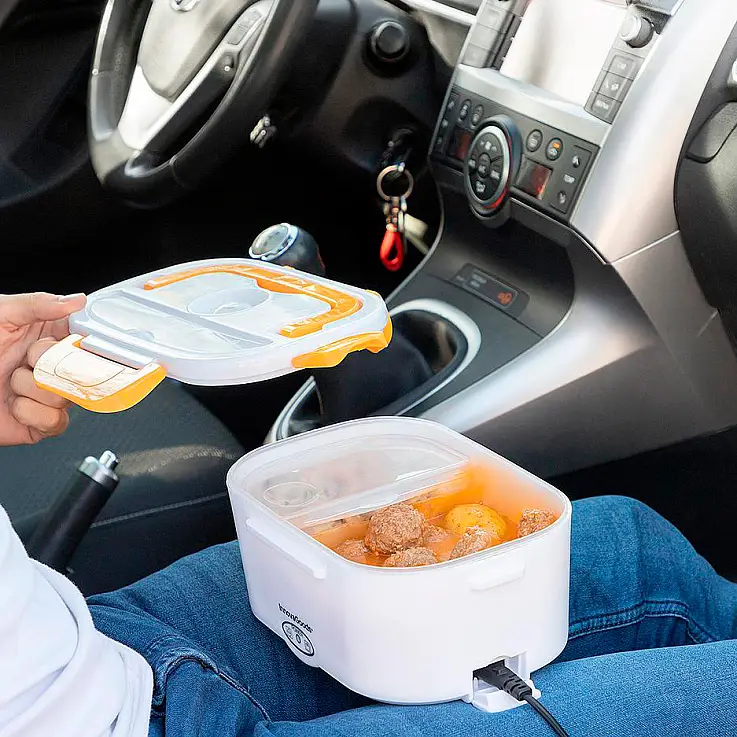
[249,223,325,277]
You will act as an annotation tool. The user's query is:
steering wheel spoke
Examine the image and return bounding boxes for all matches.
[88,0,316,204]
[117,1,270,154]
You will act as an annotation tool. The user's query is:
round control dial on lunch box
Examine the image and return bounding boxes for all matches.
[464,117,520,217]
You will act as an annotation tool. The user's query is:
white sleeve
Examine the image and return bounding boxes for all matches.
[0,506,152,737]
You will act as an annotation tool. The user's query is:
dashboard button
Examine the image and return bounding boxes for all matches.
[607,53,641,80]
[472,176,494,200]
[462,44,490,68]
[553,190,571,213]
[459,99,472,121]
[570,146,592,171]
[434,135,446,154]
[468,24,498,50]
[477,3,511,31]
[477,153,491,178]
[489,158,504,186]
[471,105,485,127]
[445,93,460,116]
[546,138,563,161]
[589,94,620,123]
[599,72,631,102]
[439,118,450,132]
[526,129,543,152]
[478,133,502,158]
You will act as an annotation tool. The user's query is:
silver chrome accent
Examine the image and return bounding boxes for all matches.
[79,450,120,491]
[729,58,737,88]
[403,0,476,27]
[465,125,510,212]
[267,299,481,444]
[171,0,202,11]
[377,162,415,201]
[249,223,299,262]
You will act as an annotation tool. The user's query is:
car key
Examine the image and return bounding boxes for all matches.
[377,162,414,272]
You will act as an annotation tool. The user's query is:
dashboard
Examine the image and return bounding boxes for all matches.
[428,0,671,233]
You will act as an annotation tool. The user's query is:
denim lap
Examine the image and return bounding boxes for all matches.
[89,496,737,736]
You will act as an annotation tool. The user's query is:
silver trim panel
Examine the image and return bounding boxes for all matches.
[572,0,737,261]
[422,220,737,476]
[403,0,476,27]
[454,67,610,146]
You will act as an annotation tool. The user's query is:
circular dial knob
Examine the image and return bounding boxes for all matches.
[464,124,512,216]
[620,11,653,48]
[370,21,409,64]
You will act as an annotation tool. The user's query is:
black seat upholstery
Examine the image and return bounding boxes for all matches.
[2,380,243,594]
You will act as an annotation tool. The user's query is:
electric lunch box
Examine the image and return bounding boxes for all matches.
[33,259,391,413]
[227,417,572,712]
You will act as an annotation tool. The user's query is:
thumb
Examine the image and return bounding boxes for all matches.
[0,292,86,329]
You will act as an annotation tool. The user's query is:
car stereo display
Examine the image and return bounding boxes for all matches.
[501,0,627,107]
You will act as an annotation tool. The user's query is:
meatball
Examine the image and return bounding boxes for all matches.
[383,547,437,568]
[449,527,495,560]
[421,523,451,545]
[334,538,370,563]
[517,509,557,538]
[364,503,424,555]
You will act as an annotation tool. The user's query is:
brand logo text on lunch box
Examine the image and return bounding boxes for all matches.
[279,604,313,633]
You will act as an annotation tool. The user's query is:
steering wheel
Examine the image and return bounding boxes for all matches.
[89,0,318,206]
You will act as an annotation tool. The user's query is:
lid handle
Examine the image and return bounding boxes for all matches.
[143,263,362,338]
[34,335,166,414]
[292,319,393,369]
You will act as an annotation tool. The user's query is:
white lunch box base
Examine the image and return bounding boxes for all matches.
[228,418,572,713]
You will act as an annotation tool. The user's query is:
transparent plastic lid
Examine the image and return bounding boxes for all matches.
[229,419,471,528]
[33,259,391,414]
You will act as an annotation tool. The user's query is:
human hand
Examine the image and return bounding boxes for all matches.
[0,292,86,446]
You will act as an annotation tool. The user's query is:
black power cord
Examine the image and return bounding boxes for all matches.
[474,662,569,737]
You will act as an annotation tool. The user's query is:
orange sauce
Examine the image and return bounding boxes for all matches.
[309,462,557,567]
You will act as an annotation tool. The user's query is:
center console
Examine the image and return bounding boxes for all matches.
[272,0,737,478]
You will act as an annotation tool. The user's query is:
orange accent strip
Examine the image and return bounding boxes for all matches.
[291,319,393,369]
[144,264,362,338]
[34,335,167,414]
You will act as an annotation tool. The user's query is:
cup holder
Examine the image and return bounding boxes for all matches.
[272,300,479,441]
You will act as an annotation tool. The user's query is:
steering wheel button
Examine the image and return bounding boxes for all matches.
[477,153,491,178]
[468,155,478,172]
[526,129,543,152]
[226,12,259,45]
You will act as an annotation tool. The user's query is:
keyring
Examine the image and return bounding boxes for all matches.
[376,162,414,202]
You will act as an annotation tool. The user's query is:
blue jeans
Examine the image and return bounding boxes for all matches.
[89,497,737,736]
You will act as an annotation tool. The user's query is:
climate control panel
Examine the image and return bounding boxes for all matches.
[433,87,599,222]
[464,119,521,217]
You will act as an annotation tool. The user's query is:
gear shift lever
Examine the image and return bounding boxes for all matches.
[249,223,432,424]
[249,223,325,276]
